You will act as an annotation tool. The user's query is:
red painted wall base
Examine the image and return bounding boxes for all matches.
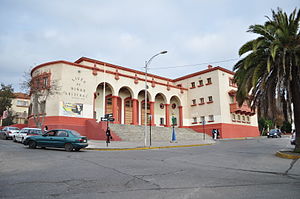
[28,116,259,140]
[190,123,260,138]
[28,116,121,141]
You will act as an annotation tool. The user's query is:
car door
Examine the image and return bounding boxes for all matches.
[38,130,58,147]
[52,130,69,148]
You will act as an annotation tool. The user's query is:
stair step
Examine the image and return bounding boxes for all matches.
[108,123,211,142]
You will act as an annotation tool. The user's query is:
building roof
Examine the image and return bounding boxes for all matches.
[14,92,30,99]
[31,57,236,83]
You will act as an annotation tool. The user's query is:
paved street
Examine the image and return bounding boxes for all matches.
[0,137,299,199]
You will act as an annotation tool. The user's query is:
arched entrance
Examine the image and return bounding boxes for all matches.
[124,98,133,124]
[95,82,114,120]
[169,95,182,127]
[138,90,151,125]
[118,86,134,125]
[154,93,167,126]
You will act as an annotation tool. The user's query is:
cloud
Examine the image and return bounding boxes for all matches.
[0,0,297,91]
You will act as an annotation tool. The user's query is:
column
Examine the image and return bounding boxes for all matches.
[149,101,155,126]
[112,96,119,124]
[165,104,171,127]
[178,106,183,127]
[132,99,138,125]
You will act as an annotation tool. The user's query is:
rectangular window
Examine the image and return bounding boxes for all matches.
[193,117,197,123]
[16,100,29,107]
[198,80,203,86]
[191,82,196,88]
[42,77,48,88]
[232,114,236,121]
[207,96,213,104]
[206,78,212,85]
[192,99,196,105]
[242,115,246,123]
[200,116,205,122]
[208,115,214,122]
[160,118,164,125]
[230,96,235,103]
[199,98,205,104]
[229,77,237,87]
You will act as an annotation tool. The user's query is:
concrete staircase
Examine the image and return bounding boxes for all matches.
[109,123,212,142]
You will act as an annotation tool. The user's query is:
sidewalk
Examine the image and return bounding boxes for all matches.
[85,139,215,151]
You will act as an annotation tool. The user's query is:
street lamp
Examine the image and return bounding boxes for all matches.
[144,51,167,146]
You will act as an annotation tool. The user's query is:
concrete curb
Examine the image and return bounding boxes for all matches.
[275,151,300,159]
[84,143,213,151]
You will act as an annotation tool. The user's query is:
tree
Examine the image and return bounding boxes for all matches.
[281,121,292,134]
[0,84,15,126]
[233,8,300,152]
[2,111,16,126]
[21,69,59,129]
[258,118,274,136]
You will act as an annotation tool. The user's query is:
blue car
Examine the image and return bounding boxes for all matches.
[23,129,88,151]
[267,129,282,138]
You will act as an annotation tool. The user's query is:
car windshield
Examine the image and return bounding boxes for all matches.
[9,127,19,130]
[269,129,277,133]
[20,129,29,133]
[30,130,42,134]
[69,130,81,137]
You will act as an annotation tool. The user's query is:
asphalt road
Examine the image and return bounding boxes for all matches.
[0,137,299,199]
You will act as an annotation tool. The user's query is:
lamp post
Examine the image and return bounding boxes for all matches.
[144,51,167,147]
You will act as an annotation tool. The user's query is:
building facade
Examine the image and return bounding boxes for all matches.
[28,57,259,139]
[11,93,30,124]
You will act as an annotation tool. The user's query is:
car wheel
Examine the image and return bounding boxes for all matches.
[28,140,37,149]
[65,143,73,152]
[74,148,80,152]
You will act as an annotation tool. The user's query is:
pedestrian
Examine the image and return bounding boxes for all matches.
[106,127,111,145]
[216,129,220,139]
[212,129,217,140]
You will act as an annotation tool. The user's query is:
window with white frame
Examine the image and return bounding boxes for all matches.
[16,100,29,107]
[208,115,214,121]
[200,116,205,122]
[193,117,197,123]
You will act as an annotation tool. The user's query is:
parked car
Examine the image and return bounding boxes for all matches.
[290,131,296,145]
[15,128,42,143]
[267,129,282,138]
[1,127,20,140]
[23,129,88,152]
[0,128,5,139]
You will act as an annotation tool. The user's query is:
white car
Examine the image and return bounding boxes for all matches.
[2,127,20,140]
[15,128,42,143]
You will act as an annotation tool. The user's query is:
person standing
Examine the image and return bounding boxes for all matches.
[212,129,217,140]
[106,127,111,146]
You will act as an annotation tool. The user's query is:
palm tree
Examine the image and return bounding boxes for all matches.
[233,8,300,152]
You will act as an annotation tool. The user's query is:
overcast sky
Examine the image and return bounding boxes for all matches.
[0,0,297,92]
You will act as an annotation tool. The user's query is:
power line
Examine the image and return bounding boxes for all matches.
[148,58,239,70]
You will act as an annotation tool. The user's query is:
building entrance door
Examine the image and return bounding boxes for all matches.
[141,102,150,125]
[124,99,133,124]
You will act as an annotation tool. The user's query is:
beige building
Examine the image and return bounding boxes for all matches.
[11,93,30,124]
[28,57,259,140]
